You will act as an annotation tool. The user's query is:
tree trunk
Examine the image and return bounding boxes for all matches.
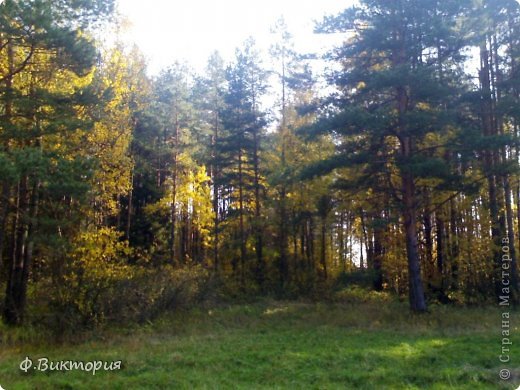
[401,166,427,312]
[238,144,246,284]
[492,30,519,298]
[480,42,506,299]
[4,176,30,325]
[252,129,264,287]
[423,204,434,281]
[0,35,14,272]
[212,111,220,273]
[373,220,384,291]
[435,214,445,276]
[170,115,179,264]
[0,182,9,269]
[126,169,133,242]
[398,89,427,311]
[320,217,327,279]
[278,58,289,287]
[338,211,345,273]
[307,215,314,272]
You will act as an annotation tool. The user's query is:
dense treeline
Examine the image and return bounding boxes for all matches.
[0,0,519,327]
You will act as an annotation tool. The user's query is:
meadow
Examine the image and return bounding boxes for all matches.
[0,294,518,389]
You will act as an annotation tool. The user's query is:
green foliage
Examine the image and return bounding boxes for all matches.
[38,227,210,331]
[0,0,519,333]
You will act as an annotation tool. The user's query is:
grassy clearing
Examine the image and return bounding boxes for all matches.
[0,297,518,389]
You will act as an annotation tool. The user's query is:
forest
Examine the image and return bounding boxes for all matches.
[1,0,520,388]
[0,0,519,330]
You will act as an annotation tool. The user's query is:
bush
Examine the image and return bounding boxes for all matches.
[334,285,395,304]
[31,228,211,334]
[40,264,211,334]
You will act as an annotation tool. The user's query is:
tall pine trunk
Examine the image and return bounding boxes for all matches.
[320,217,327,279]
[278,62,288,288]
[435,214,445,276]
[3,175,39,325]
[373,222,384,291]
[170,116,179,264]
[238,143,246,284]
[252,129,264,286]
[400,105,427,307]
[394,21,427,310]
[480,41,507,299]
[212,111,220,272]
[492,31,519,297]
[0,35,13,270]
[401,148,427,312]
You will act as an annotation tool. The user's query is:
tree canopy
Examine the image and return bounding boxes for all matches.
[0,0,519,326]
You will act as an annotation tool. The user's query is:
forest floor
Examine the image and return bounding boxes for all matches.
[0,293,518,389]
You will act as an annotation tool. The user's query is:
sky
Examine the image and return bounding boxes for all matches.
[116,0,352,74]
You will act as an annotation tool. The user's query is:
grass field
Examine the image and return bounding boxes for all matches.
[0,297,518,389]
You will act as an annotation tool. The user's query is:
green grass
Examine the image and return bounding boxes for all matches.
[0,299,518,389]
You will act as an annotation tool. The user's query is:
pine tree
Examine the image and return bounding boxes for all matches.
[307,0,477,311]
[218,39,268,285]
[269,17,315,288]
[0,0,115,324]
[471,0,520,299]
[192,52,227,272]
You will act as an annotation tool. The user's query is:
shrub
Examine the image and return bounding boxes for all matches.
[34,227,210,334]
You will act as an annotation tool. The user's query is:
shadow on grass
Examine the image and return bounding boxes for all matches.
[0,300,518,389]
